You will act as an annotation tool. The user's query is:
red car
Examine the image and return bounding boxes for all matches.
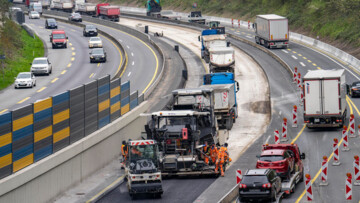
[256,144,305,181]
[50,30,68,49]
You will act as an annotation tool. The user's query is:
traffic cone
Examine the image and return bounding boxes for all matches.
[300,85,304,106]
[297,72,301,89]
[292,105,298,128]
[320,156,328,186]
[305,174,313,201]
[293,67,298,83]
[342,126,350,151]
[274,130,280,144]
[281,118,288,142]
[354,155,360,186]
[332,138,341,166]
[349,114,356,138]
[345,173,352,200]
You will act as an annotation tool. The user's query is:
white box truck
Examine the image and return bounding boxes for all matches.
[253,14,289,49]
[303,69,348,128]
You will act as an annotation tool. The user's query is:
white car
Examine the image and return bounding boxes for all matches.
[30,57,52,75]
[14,72,36,89]
[88,37,102,48]
[29,11,40,19]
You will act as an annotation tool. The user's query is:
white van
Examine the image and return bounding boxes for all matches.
[29,2,43,15]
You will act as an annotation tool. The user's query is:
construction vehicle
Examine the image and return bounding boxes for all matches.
[40,0,50,9]
[97,5,120,22]
[302,69,348,128]
[51,0,73,12]
[253,14,289,49]
[146,0,161,17]
[200,84,237,130]
[207,21,220,29]
[258,144,305,195]
[188,11,205,24]
[124,140,163,199]
[199,29,235,73]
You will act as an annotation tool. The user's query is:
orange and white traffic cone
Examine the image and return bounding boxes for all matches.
[349,114,356,138]
[236,169,242,185]
[274,129,280,144]
[342,126,350,151]
[345,173,352,200]
[354,155,360,186]
[292,105,298,128]
[305,174,313,201]
[281,118,288,142]
[300,85,304,106]
[320,156,328,186]
[293,67,298,83]
[333,138,341,166]
[297,72,301,89]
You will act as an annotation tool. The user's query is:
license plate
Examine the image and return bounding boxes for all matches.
[143,175,148,179]
[315,118,320,122]
[249,189,260,192]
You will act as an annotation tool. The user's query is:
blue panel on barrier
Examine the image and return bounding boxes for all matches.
[34,108,52,122]
[0,144,12,157]
[121,96,130,107]
[121,82,130,90]
[98,116,110,129]
[53,92,69,106]
[13,125,33,142]
[110,95,120,105]
[0,112,11,126]
[34,145,52,162]
[98,84,110,96]
[13,143,33,161]
[130,99,138,110]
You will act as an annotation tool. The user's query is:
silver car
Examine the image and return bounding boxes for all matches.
[29,11,40,19]
[14,72,36,89]
[30,57,52,75]
[88,37,103,48]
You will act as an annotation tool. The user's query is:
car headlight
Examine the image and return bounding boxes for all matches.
[86,30,89,33]
[15,81,19,84]
[90,56,94,58]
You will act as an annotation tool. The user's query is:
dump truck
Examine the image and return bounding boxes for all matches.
[97,5,120,22]
[40,0,50,9]
[124,140,163,199]
[200,84,237,130]
[188,11,205,24]
[76,3,96,16]
[253,14,289,49]
[51,0,73,12]
[199,29,235,73]
[146,0,161,17]
[303,69,348,128]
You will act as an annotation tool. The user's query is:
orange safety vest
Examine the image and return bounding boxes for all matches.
[121,144,127,156]
[210,146,218,158]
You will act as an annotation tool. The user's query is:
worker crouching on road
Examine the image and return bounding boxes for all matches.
[121,141,128,168]
[215,143,232,176]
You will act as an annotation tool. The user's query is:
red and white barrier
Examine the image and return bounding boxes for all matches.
[342,126,349,151]
[292,105,298,128]
[297,72,301,89]
[237,19,240,28]
[332,138,341,166]
[281,118,288,142]
[320,156,328,186]
[346,173,352,200]
[236,169,242,185]
[274,130,280,144]
[300,86,304,106]
[248,20,250,29]
[305,174,313,201]
[350,114,356,138]
[354,155,360,186]
[293,67,298,83]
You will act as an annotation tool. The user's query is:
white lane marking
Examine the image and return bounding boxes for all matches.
[131,52,134,56]
[128,72,131,77]
[300,62,306,67]
[132,61,134,66]
[246,36,252,39]
[118,39,123,42]
[265,135,271,144]
[126,45,130,49]
[292,55,298,60]
[282,50,288,53]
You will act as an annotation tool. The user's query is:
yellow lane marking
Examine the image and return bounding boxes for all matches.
[67,63,71,68]
[17,97,30,104]
[69,43,72,46]
[303,57,307,59]
[71,29,76,32]
[0,109,8,114]
[86,175,125,203]
[51,78,58,83]
[71,57,75,61]
[312,63,317,66]
[89,73,94,78]
[317,67,321,70]
[97,63,100,67]
[71,47,74,51]
[292,51,297,53]
[307,60,312,63]
[72,52,75,56]
[295,98,353,203]
[298,54,302,56]
[290,125,306,144]
[287,49,291,51]
[61,70,67,74]
[37,87,46,92]
[347,95,360,116]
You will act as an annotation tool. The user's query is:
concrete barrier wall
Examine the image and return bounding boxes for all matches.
[0,101,149,203]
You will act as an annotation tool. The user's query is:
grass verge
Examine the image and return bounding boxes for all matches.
[0,28,44,90]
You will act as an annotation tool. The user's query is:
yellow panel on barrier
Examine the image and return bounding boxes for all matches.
[34,126,52,143]
[121,104,130,116]
[0,133,12,148]
[110,103,120,114]
[0,153,12,168]
[53,127,69,143]
[13,114,33,132]
[13,153,33,172]
[110,86,120,98]
[34,97,52,114]
[53,109,69,125]
[98,99,110,112]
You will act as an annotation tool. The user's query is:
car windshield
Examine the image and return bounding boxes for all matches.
[17,73,31,79]
[73,13,80,17]
[48,19,56,23]
[90,37,101,41]
[33,59,47,64]
[259,155,284,162]
[31,11,38,14]
[92,49,104,54]
[241,175,268,184]
[352,82,360,86]
[129,145,157,161]
[86,25,96,29]
[53,34,65,39]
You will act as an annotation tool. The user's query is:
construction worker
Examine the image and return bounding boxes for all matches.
[215,143,231,177]
[121,141,128,168]
[202,141,210,164]
[209,143,218,165]
[131,147,142,157]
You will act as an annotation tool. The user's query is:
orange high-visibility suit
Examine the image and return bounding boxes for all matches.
[203,144,210,164]
[209,145,218,164]
[121,144,128,166]
[215,146,231,176]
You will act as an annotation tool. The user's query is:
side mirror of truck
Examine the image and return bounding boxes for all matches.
[236,81,240,92]
[300,153,305,159]
[227,41,230,47]
[346,84,350,95]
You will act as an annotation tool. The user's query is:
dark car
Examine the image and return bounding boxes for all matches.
[45,18,57,29]
[89,48,106,63]
[351,81,360,98]
[83,24,98,37]
[68,13,82,22]
[238,169,281,202]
